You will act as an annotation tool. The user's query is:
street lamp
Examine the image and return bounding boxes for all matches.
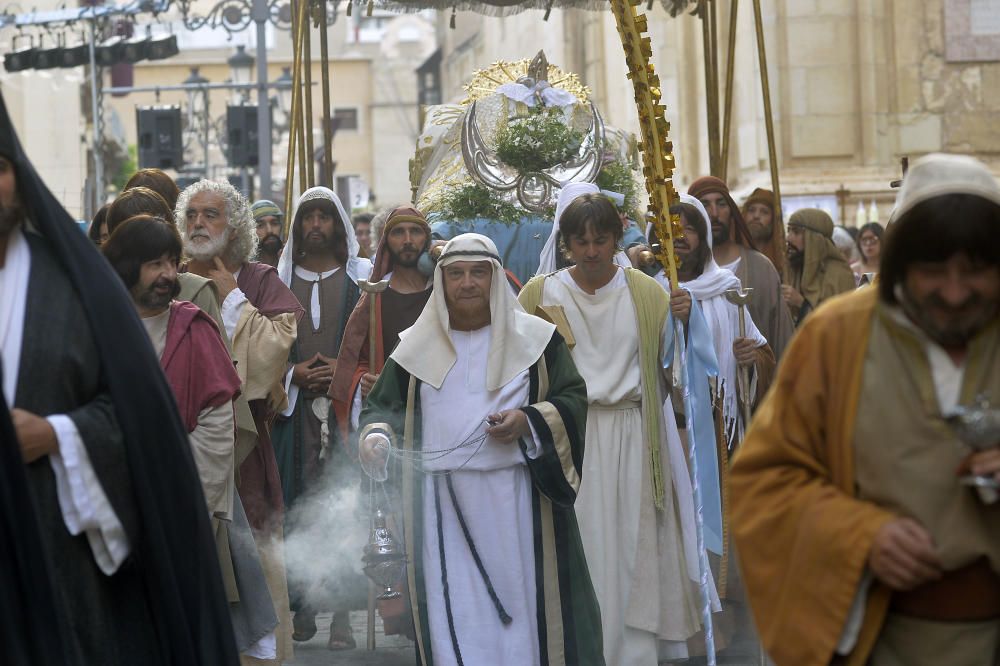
[183,66,211,174]
[183,66,209,115]
[275,66,294,116]
[227,45,254,105]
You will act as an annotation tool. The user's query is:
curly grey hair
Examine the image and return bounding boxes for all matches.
[175,179,259,264]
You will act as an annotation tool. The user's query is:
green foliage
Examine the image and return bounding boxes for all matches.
[495,108,584,174]
[112,144,138,192]
[596,160,643,221]
[436,184,526,224]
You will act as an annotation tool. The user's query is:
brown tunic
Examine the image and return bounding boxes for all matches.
[379,287,432,359]
[286,267,349,490]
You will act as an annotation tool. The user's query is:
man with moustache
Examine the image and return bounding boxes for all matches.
[178,178,304,664]
[253,199,285,267]
[270,186,373,648]
[689,176,794,360]
[741,187,786,279]
[102,215,280,659]
[731,153,1000,666]
[102,215,240,525]
[331,205,433,437]
[782,208,857,325]
[359,233,604,666]
[0,92,237,664]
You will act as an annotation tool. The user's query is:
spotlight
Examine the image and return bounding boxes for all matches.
[33,39,65,70]
[121,35,150,64]
[95,35,125,67]
[59,41,90,68]
[3,38,35,73]
[147,34,179,61]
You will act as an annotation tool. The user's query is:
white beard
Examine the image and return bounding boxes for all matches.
[185,229,229,262]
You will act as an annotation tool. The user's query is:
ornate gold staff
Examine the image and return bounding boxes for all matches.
[610,1,717,662]
[609,0,684,289]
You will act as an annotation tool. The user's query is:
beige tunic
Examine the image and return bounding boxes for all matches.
[853,305,1000,664]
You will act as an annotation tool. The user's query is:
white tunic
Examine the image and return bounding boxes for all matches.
[419,325,542,666]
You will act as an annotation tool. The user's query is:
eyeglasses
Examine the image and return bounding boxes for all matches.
[860,236,880,245]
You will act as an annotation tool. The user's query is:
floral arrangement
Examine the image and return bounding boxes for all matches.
[434,184,527,225]
[596,160,643,221]
[494,107,585,174]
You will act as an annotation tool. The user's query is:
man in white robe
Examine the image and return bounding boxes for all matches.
[520,194,716,665]
[359,233,604,665]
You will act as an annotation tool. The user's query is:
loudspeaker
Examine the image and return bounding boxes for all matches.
[226,105,259,168]
[136,106,184,170]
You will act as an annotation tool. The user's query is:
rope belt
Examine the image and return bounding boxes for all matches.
[433,474,513,665]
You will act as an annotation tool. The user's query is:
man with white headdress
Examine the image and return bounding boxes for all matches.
[359,233,603,666]
[649,194,775,446]
[535,182,632,276]
[178,178,305,663]
[648,195,774,660]
[520,193,716,665]
[269,186,373,648]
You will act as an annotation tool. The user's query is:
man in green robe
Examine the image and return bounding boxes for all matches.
[359,233,604,666]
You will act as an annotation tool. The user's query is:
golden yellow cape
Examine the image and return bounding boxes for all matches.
[729,287,895,666]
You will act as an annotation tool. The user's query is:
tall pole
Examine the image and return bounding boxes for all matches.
[253,0,272,198]
[720,0,738,178]
[203,87,211,177]
[87,20,104,212]
[752,0,781,218]
[302,8,315,188]
[318,0,334,189]
[701,0,721,178]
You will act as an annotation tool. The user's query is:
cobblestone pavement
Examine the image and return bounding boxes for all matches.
[283,611,417,666]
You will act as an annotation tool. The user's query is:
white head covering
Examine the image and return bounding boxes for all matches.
[653,194,764,445]
[392,233,555,390]
[535,182,632,275]
[894,152,1000,223]
[670,194,741,300]
[276,186,372,286]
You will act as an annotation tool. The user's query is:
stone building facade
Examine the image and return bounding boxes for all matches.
[433,0,1000,224]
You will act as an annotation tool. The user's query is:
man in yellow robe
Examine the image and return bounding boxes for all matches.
[730,152,1000,666]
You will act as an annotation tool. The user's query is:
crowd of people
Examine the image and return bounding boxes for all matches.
[3,81,1000,666]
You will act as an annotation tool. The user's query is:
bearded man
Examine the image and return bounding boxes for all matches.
[782,208,858,325]
[730,153,1000,666]
[269,186,373,648]
[741,187,786,278]
[252,199,284,267]
[689,176,794,361]
[651,195,775,445]
[178,178,304,664]
[359,233,604,665]
[0,91,237,664]
[102,215,279,658]
[331,205,433,436]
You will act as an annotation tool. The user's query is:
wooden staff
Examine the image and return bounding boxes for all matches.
[752,0,781,219]
[720,0,739,177]
[318,0,334,188]
[303,8,315,188]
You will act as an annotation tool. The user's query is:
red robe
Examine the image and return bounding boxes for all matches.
[161,300,241,432]
[236,262,305,530]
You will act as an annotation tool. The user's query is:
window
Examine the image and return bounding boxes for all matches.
[333,108,359,131]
